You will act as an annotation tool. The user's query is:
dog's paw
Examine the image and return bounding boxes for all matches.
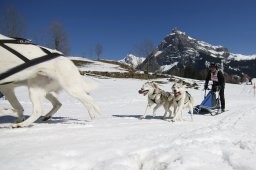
[168,119,175,122]
[11,123,22,128]
[11,122,31,128]
[42,116,51,121]
[169,116,174,119]
[89,113,96,120]
[139,115,145,119]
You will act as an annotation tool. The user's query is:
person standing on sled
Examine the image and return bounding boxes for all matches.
[204,62,225,112]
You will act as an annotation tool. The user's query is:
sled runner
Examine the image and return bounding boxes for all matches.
[194,90,221,116]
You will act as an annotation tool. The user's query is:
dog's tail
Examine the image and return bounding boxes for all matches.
[83,81,102,115]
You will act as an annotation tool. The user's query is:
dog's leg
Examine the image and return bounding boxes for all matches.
[140,104,150,119]
[140,100,155,119]
[163,103,173,119]
[70,91,98,120]
[12,85,46,128]
[172,105,184,121]
[62,79,101,120]
[1,87,24,123]
[42,92,62,121]
[189,103,194,121]
[152,104,161,117]
[180,110,183,121]
[176,99,186,121]
[171,105,177,121]
[165,100,173,119]
[174,107,182,121]
[163,105,168,119]
[169,105,174,119]
[53,59,100,120]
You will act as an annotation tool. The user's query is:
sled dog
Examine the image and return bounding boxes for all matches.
[171,82,194,121]
[0,34,100,128]
[138,82,174,119]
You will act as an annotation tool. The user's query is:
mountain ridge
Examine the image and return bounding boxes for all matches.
[136,28,256,81]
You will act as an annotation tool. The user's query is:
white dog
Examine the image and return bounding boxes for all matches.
[0,34,100,128]
[171,82,194,121]
[138,82,174,119]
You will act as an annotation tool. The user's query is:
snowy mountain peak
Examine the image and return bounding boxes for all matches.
[137,28,256,79]
[119,54,145,68]
[170,27,186,36]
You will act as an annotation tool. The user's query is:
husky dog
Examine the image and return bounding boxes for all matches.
[0,34,100,128]
[171,82,194,121]
[138,82,174,119]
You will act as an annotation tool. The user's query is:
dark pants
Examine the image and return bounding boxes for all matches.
[0,92,3,98]
[219,88,225,109]
[212,85,225,110]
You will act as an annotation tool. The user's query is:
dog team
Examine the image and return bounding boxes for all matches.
[138,81,194,121]
[0,34,193,128]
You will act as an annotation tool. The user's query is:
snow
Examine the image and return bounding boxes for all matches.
[229,53,256,61]
[1,62,256,170]
[119,54,145,68]
[197,40,223,50]
[154,50,163,57]
[159,62,178,72]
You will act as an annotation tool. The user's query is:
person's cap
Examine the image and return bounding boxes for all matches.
[210,62,217,68]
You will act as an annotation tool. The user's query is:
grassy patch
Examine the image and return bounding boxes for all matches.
[80,71,169,80]
[71,59,94,67]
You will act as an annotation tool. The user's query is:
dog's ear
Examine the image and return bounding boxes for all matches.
[176,79,183,84]
[152,82,158,88]
[145,81,151,85]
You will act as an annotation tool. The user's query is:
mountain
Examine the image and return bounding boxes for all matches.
[119,54,145,68]
[137,28,256,81]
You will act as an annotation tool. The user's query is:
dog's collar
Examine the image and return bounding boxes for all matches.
[174,92,181,97]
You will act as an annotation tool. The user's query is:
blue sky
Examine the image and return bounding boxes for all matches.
[1,0,256,60]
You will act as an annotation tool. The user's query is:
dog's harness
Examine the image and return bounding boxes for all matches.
[149,89,157,104]
[0,38,62,82]
[149,89,172,104]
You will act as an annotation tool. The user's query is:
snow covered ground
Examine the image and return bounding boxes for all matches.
[1,74,256,170]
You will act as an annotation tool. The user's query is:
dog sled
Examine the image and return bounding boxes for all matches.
[193,90,221,116]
